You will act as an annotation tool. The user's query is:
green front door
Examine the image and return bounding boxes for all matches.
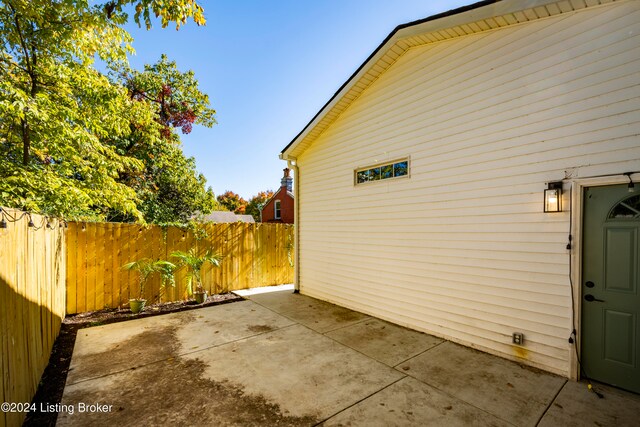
[582,184,640,393]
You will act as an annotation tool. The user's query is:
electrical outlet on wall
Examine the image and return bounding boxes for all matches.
[512,332,524,345]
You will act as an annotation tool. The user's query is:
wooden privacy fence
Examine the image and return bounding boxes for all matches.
[0,209,66,427]
[66,222,294,314]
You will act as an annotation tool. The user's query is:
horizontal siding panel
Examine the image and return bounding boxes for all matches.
[311,31,637,158]
[304,236,567,255]
[301,241,572,287]
[301,258,571,310]
[297,1,640,377]
[302,247,569,280]
[300,254,570,297]
[304,241,568,265]
[299,221,571,234]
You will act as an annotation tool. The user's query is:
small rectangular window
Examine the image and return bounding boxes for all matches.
[371,167,381,181]
[357,170,370,184]
[393,161,408,177]
[274,200,281,219]
[381,164,393,179]
[355,158,410,186]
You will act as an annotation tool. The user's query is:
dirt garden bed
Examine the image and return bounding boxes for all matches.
[23,293,243,427]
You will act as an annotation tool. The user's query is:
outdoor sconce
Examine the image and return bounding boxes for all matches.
[544,182,563,213]
[624,172,635,193]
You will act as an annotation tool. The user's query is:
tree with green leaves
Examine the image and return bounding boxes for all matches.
[246,190,274,222]
[109,55,218,223]
[0,0,209,221]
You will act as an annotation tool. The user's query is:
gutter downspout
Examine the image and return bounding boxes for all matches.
[286,157,300,293]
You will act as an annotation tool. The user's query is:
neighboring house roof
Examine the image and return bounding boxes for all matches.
[236,215,256,223]
[280,0,608,160]
[199,211,255,223]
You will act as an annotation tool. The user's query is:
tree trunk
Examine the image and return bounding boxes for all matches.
[21,119,30,166]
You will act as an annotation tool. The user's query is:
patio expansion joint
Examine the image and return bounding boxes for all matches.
[391,343,521,427]
[403,370,521,427]
[66,322,299,387]
[534,378,568,427]
[246,293,373,334]
[247,297,413,373]
[174,322,299,359]
[320,316,371,334]
[392,339,446,370]
[311,375,407,427]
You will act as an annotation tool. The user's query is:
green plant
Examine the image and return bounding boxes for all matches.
[171,247,223,296]
[122,258,176,300]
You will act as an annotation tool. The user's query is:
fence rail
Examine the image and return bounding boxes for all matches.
[65,222,294,314]
[0,209,66,427]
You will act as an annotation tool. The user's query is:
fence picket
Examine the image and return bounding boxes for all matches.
[64,222,294,313]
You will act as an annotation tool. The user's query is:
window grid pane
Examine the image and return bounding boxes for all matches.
[355,159,409,185]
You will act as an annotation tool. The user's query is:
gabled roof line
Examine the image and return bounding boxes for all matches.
[280,0,498,157]
[258,186,294,213]
[281,0,612,159]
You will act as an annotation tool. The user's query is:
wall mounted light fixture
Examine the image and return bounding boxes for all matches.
[544,182,563,213]
[624,172,635,193]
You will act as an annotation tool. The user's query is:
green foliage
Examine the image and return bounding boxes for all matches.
[0,0,212,222]
[245,190,274,222]
[109,55,218,223]
[122,258,176,300]
[124,54,216,136]
[171,247,222,296]
[109,0,206,30]
[138,148,217,223]
[0,0,141,219]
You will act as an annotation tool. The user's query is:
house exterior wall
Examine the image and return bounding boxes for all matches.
[296,1,640,376]
[262,188,295,223]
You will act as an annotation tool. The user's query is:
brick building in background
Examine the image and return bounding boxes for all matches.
[261,168,294,223]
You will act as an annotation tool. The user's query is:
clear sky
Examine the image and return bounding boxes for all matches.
[124,0,471,200]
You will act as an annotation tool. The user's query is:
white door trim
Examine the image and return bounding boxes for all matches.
[569,173,639,380]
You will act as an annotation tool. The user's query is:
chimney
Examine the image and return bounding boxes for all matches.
[281,168,293,192]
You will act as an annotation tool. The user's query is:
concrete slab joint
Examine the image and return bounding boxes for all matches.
[57,290,640,426]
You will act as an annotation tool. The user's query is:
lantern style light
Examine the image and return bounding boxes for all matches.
[544,182,563,213]
[625,172,635,193]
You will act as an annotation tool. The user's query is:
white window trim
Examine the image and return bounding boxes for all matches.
[274,200,281,219]
[354,156,411,186]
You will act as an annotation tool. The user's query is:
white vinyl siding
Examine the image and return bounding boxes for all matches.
[296,1,640,376]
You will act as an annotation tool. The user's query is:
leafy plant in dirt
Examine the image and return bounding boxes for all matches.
[122,258,176,312]
[171,248,223,302]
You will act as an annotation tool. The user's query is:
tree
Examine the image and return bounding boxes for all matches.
[123,54,216,140]
[109,55,218,223]
[246,190,274,222]
[0,0,207,221]
[129,144,217,223]
[216,191,248,215]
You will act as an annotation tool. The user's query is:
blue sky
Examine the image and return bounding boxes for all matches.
[124,0,470,200]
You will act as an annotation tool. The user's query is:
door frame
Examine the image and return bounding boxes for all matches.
[570,173,639,380]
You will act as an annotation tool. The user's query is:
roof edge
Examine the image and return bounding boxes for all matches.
[280,0,499,158]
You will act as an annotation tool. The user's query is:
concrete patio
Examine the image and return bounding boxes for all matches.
[58,289,640,426]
